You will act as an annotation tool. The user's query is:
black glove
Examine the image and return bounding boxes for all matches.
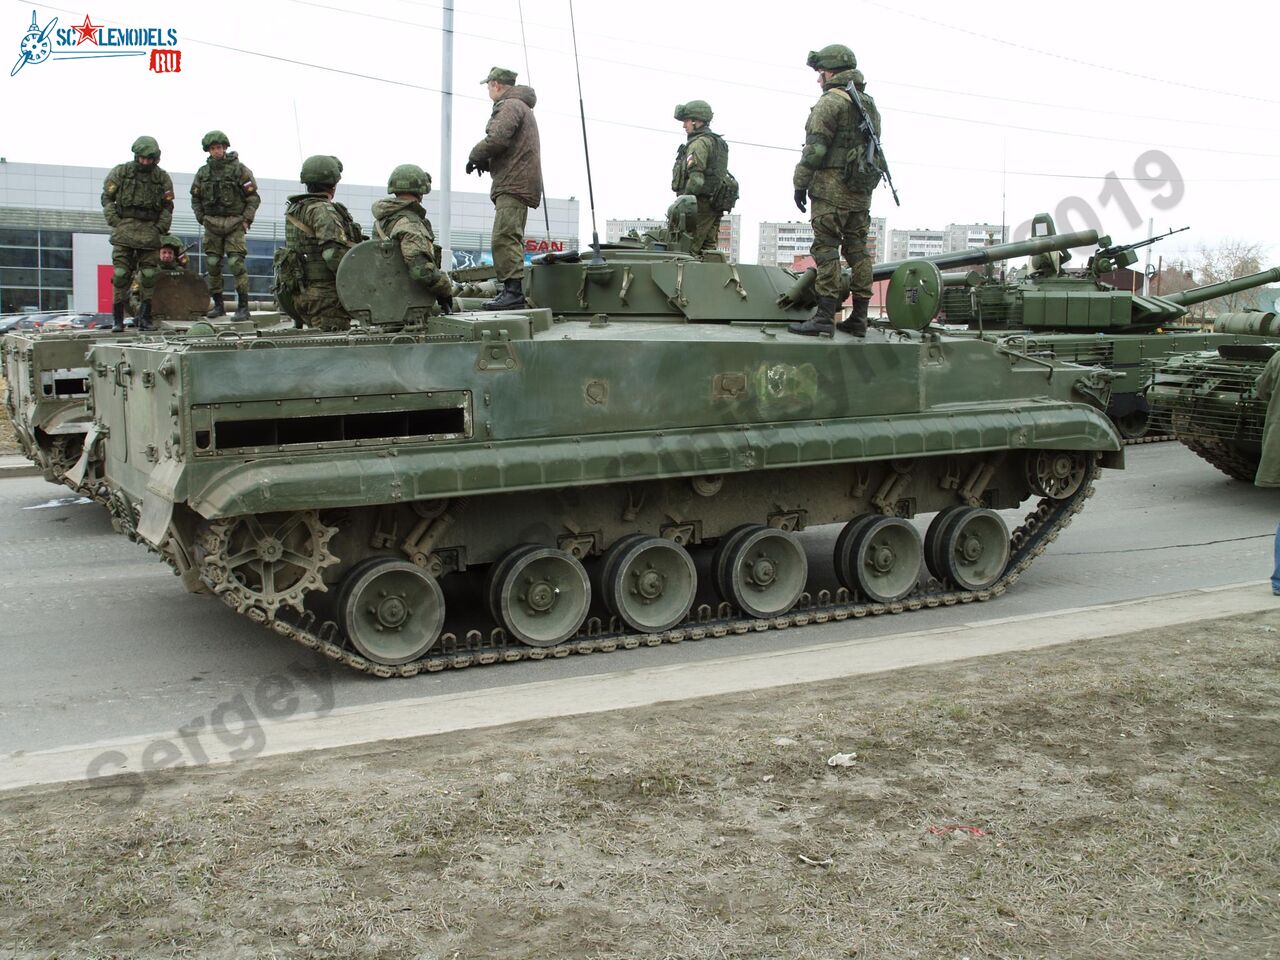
[465,159,489,176]
[794,189,807,213]
[436,294,455,314]
[465,160,476,175]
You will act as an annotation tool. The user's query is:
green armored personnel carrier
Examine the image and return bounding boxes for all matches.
[1148,341,1278,481]
[929,214,1280,439]
[78,228,1123,676]
[2,273,284,496]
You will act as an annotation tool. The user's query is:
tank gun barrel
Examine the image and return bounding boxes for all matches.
[1162,266,1280,307]
[872,230,1100,282]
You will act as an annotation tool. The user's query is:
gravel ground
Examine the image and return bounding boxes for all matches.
[1,610,1278,959]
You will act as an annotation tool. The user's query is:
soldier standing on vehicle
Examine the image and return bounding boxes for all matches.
[671,101,738,256]
[1253,349,1280,595]
[191,130,260,322]
[466,66,542,310]
[373,164,455,313]
[276,155,363,332]
[101,135,174,333]
[788,45,884,339]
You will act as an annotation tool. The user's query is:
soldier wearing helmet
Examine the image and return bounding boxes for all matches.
[671,101,739,256]
[158,234,189,272]
[372,164,454,313]
[191,130,261,322]
[788,44,883,339]
[100,136,174,332]
[278,155,365,331]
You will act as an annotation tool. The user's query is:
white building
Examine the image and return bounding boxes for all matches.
[758,218,886,268]
[0,160,579,314]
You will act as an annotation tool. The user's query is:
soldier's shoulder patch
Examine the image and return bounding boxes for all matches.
[686,155,696,168]
[105,181,118,194]
[243,180,257,193]
[163,190,175,201]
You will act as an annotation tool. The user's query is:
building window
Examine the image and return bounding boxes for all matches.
[0,228,38,247]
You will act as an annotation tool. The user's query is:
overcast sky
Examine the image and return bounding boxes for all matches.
[3,0,1277,267]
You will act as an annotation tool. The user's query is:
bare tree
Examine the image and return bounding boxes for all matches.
[1189,239,1268,319]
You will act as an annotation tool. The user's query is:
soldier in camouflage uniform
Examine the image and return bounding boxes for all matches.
[191,130,260,321]
[101,136,174,332]
[372,164,455,313]
[158,234,190,273]
[467,66,542,310]
[279,155,364,332]
[788,45,884,338]
[671,101,737,256]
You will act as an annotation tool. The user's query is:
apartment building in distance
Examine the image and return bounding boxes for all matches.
[887,222,1007,261]
[757,219,887,268]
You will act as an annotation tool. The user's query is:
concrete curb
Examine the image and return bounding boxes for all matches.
[0,460,41,479]
[2,580,1275,794]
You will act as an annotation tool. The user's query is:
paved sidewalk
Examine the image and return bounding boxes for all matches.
[2,580,1274,793]
[0,454,41,479]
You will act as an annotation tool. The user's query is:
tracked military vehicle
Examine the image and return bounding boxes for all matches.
[80,226,1123,676]
[1148,341,1278,481]
[2,272,283,496]
[928,215,1280,439]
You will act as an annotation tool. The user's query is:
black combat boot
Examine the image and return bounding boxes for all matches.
[787,296,839,337]
[136,300,155,332]
[205,293,226,319]
[836,298,869,337]
[482,278,527,310]
[233,292,250,322]
[111,301,125,333]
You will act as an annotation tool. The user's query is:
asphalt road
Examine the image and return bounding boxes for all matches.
[1,442,1276,757]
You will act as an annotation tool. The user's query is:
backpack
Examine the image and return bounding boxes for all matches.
[712,171,740,213]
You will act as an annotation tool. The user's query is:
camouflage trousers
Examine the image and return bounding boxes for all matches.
[111,244,160,305]
[810,198,872,301]
[203,224,250,297]
[294,282,350,332]
[491,193,529,282]
[690,198,723,255]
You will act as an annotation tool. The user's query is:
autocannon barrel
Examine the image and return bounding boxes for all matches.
[872,230,1100,282]
[1162,266,1280,307]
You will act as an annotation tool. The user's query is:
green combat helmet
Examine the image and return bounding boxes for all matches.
[201,130,230,151]
[387,163,432,196]
[674,100,714,122]
[806,44,856,70]
[160,234,185,253]
[131,135,161,161]
[300,154,342,187]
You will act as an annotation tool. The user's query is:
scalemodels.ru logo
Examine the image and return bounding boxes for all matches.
[10,9,182,77]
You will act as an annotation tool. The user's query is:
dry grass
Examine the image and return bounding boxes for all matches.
[2,611,1279,959]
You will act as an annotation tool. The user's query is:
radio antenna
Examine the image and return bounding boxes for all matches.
[516,0,553,243]
[568,0,603,263]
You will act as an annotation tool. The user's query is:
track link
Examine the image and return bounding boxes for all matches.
[241,462,1103,678]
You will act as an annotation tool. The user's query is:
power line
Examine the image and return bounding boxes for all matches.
[857,0,1280,106]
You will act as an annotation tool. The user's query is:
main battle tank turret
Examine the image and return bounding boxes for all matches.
[931,213,1280,438]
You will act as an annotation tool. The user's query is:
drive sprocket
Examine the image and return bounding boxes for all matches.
[199,511,338,618]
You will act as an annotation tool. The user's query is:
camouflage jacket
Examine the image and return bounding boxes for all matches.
[468,85,543,208]
[792,69,882,209]
[101,161,174,249]
[372,197,450,295]
[285,193,364,283]
[191,152,261,233]
[672,128,729,202]
[1254,351,1280,487]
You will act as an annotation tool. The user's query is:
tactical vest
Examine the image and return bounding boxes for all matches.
[115,163,167,222]
[816,88,862,171]
[195,155,248,217]
[374,206,434,245]
[285,195,335,283]
[671,131,728,198]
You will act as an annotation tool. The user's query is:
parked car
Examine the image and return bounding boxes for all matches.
[80,312,124,330]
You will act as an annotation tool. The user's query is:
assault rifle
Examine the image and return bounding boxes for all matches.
[847,81,899,207]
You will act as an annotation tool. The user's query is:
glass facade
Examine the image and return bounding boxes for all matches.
[0,227,72,313]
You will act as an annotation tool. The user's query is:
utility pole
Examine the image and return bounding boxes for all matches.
[438,0,454,270]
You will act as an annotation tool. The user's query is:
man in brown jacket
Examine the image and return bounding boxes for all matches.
[467,66,542,310]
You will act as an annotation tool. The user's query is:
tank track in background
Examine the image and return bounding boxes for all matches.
[243,462,1103,678]
[1180,438,1259,482]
